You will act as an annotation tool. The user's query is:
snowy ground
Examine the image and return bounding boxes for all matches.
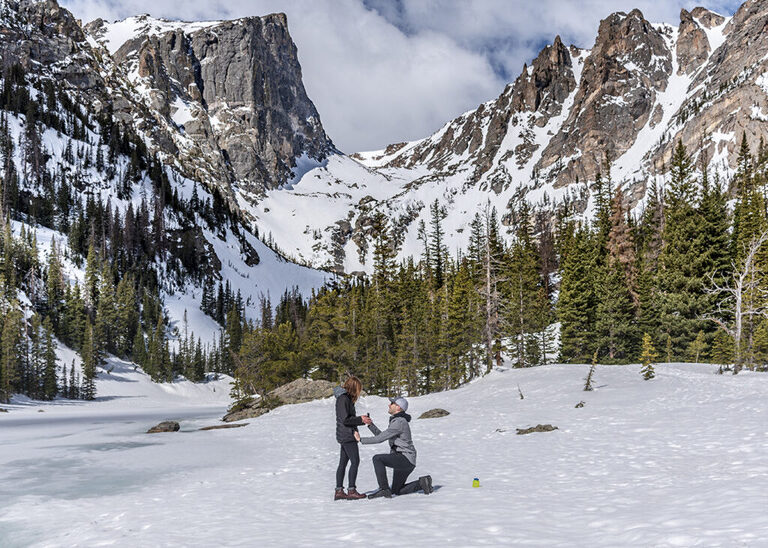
[2,363,767,547]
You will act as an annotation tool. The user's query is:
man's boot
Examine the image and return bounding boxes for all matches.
[368,488,392,499]
[418,475,433,494]
[346,488,367,500]
[334,487,348,501]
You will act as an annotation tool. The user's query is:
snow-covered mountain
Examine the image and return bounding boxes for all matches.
[3,0,768,387]
[0,0,331,346]
[252,2,768,273]
[11,0,766,279]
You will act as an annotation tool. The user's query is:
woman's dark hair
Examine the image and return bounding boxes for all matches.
[343,376,362,403]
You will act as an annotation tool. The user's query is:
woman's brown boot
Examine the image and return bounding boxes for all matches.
[334,488,348,500]
[346,488,367,500]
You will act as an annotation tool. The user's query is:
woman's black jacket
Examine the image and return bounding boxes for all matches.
[334,387,363,443]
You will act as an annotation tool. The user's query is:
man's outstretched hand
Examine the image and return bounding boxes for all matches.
[354,431,361,442]
[361,415,372,425]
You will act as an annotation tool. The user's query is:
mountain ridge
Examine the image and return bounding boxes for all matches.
[251,1,768,273]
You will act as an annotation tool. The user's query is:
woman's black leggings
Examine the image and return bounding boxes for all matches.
[336,441,360,488]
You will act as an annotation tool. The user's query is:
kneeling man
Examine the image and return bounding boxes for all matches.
[354,396,433,498]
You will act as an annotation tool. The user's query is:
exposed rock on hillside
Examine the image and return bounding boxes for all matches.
[222,378,336,422]
[85,13,335,202]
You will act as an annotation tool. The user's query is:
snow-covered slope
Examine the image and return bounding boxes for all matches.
[0,0,333,351]
[251,4,768,273]
[2,362,767,546]
[88,15,224,54]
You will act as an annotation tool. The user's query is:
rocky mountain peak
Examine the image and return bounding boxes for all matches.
[509,34,574,118]
[690,7,726,29]
[534,8,671,189]
[677,9,710,75]
[84,11,335,205]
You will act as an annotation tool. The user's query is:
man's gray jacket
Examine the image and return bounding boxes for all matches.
[360,411,417,465]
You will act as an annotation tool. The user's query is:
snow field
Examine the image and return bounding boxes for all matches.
[1,362,767,546]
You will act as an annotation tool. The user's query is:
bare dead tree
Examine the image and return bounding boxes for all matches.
[477,202,511,374]
[702,230,768,373]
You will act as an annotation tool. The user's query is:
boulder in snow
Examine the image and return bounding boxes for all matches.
[147,421,181,433]
[419,408,450,419]
[269,378,336,404]
[516,424,558,435]
[222,378,338,422]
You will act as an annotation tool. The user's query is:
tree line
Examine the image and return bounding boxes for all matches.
[0,63,252,402]
[231,136,768,402]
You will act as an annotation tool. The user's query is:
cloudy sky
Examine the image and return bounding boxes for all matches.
[61,0,742,153]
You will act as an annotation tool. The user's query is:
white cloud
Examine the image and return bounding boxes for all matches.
[61,0,742,153]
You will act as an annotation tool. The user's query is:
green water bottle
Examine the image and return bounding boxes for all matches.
[472,477,480,488]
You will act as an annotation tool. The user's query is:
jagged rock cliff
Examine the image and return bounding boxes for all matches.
[85,14,334,199]
[1,0,335,209]
[5,0,768,277]
[254,1,768,273]
[0,0,330,340]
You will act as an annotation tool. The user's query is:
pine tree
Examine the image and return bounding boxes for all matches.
[428,199,447,289]
[558,225,598,362]
[506,208,549,367]
[132,327,146,368]
[62,283,86,350]
[1,303,23,403]
[751,318,768,370]
[29,314,43,399]
[46,237,65,329]
[606,188,636,299]
[640,333,658,380]
[697,169,731,348]
[115,276,138,357]
[61,360,68,398]
[94,262,116,356]
[42,316,58,399]
[710,329,734,370]
[584,351,597,391]
[595,257,638,362]
[81,323,97,400]
[69,359,78,398]
[84,243,100,310]
[687,330,707,363]
[477,205,507,372]
[193,337,205,381]
[226,304,243,356]
[657,141,707,358]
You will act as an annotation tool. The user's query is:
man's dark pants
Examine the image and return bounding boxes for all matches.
[372,452,422,495]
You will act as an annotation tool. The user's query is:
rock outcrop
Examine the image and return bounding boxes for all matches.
[268,378,336,403]
[677,8,710,75]
[418,408,450,419]
[85,13,335,201]
[147,421,181,433]
[516,424,558,435]
[222,378,336,422]
[538,9,672,188]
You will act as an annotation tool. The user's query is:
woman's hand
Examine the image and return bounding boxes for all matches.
[361,415,372,425]
[354,431,361,442]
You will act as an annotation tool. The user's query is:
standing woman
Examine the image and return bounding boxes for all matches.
[334,376,371,500]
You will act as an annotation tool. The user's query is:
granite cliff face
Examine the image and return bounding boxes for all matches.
[0,1,333,210]
[84,13,334,202]
[0,1,99,91]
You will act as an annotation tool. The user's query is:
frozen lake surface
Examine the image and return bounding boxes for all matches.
[2,362,767,546]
